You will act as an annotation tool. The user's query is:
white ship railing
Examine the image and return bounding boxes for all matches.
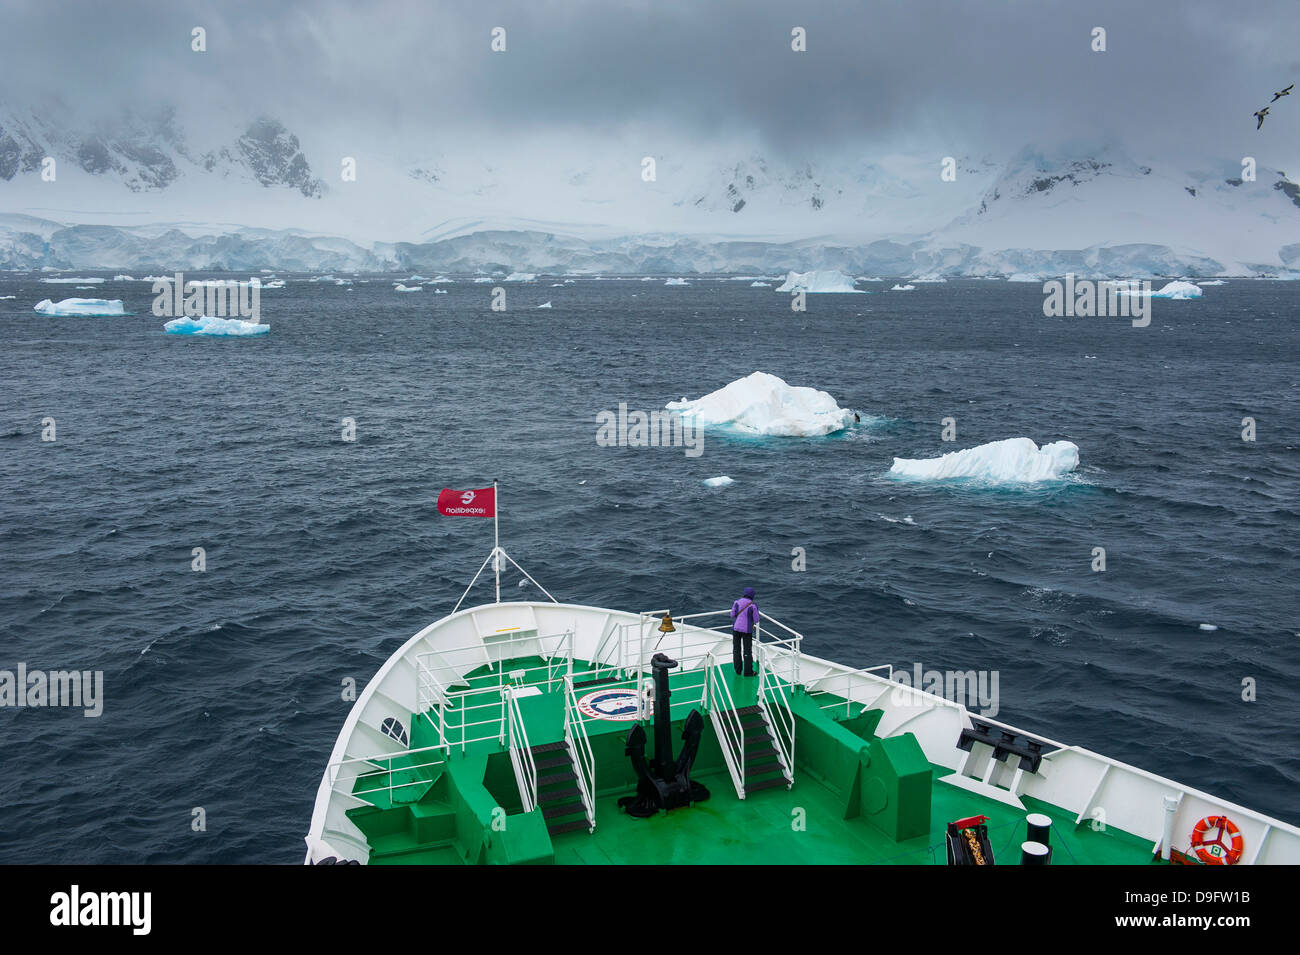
[706,651,747,798]
[415,627,574,750]
[809,665,895,718]
[504,686,538,813]
[563,676,597,831]
[327,743,447,809]
[756,641,796,788]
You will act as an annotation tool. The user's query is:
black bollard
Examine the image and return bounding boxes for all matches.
[1020,840,1051,865]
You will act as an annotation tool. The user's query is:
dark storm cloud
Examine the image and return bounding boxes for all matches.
[3,0,1298,159]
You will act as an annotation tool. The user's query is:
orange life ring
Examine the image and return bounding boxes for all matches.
[1190,815,1244,865]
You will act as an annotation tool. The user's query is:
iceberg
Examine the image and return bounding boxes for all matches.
[504,272,536,282]
[1152,280,1202,299]
[665,277,689,285]
[1117,280,1202,299]
[113,274,135,281]
[537,301,552,308]
[263,279,285,289]
[702,476,734,488]
[34,298,125,316]
[393,283,422,292]
[750,281,771,287]
[666,371,855,437]
[163,316,268,336]
[775,270,863,293]
[889,438,1080,484]
[890,284,916,291]
[1197,280,1225,286]
[434,288,448,294]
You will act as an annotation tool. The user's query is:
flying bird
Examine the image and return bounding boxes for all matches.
[1272,83,1294,102]
[1255,106,1269,129]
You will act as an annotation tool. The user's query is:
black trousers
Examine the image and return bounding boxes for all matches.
[732,630,754,674]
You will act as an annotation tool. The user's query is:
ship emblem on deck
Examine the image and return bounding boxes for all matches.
[577,688,641,721]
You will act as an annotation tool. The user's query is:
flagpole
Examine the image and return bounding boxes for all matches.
[493,478,500,604]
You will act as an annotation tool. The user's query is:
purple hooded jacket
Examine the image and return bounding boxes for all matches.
[731,587,758,634]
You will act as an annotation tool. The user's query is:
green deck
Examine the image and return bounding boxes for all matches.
[344,656,1161,865]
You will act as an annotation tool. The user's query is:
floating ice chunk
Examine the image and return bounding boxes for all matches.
[393,283,422,292]
[750,281,771,287]
[666,371,855,437]
[889,438,1080,484]
[432,276,454,283]
[407,274,430,281]
[1152,280,1202,299]
[641,276,656,281]
[1197,280,1225,287]
[775,270,863,293]
[891,284,916,291]
[665,277,689,286]
[42,277,104,284]
[504,272,536,282]
[0,295,16,300]
[473,277,493,283]
[262,280,285,289]
[1119,280,1202,299]
[113,275,135,281]
[163,316,268,336]
[434,288,448,294]
[34,297,125,316]
[142,275,169,282]
[564,279,575,284]
[537,301,552,308]
[703,476,734,488]
[857,276,884,282]
[1198,623,1219,632]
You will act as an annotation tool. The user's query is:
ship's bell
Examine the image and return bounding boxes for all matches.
[658,613,676,633]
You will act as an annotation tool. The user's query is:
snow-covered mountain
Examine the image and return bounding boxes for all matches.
[2,103,1297,276]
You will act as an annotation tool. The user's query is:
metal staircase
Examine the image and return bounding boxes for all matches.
[528,741,592,836]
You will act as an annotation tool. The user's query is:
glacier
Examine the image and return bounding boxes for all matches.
[34,298,125,316]
[665,371,855,437]
[889,438,1080,484]
[775,270,863,293]
[163,316,269,336]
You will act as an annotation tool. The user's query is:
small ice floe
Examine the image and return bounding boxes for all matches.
[473,277,493,283]
[891,284,916,291]
[393,283,422,292]
[536,301,552,308]
[504,272,536,282]
[1198,623,1219,632]
[434,288,448,294]
[667,371,855,437]
[1197,280,1225,287]
[665,277,689,286]
[113,274,135,281]
[34,298,125,316]
[750,281,771,287]
[163,316,269,336]
[0,295,15,300]
[890,437,1079,484]
[703,476,734,487]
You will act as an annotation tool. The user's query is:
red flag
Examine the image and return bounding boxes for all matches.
[437,487,496,518]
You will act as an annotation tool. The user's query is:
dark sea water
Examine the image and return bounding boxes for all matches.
[1,273,1297,862]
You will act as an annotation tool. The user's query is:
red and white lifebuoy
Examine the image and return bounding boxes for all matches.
[1189,815,1244,865]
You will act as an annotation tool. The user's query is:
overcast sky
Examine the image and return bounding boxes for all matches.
[3,0,1299,168]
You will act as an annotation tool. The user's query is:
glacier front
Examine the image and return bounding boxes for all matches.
[889,437,1080,483]
[666,371,855,437]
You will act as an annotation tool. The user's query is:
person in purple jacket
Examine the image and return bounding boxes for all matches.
[730,586,759,676]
